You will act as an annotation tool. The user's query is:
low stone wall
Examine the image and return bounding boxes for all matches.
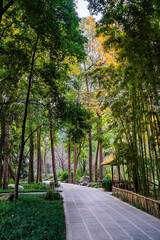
[112,186,160,219]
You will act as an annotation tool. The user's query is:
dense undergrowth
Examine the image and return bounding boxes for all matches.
[0,194,65,240]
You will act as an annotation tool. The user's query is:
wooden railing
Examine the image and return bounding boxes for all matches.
[112,186,160,219]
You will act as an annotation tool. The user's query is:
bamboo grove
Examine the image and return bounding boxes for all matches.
[87,0,160,196]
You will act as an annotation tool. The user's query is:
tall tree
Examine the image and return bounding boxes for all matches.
[36,128,42,183]
[28,125,34,184]
[43,138,48,178]
[2,117,9,189]
[50,120,58,183]
[73,142,77,184]
[11,0,87,198]
[68,137,72,183]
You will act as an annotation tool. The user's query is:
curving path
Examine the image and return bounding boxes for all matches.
[61,183,160,240]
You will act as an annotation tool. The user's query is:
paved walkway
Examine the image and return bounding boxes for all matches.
[61,183,160,240]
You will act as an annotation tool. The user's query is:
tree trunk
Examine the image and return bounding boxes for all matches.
[99,142,103,182]
[83,159,86,173]
[3,119,9,189]
[68,138,71,183]
[95,142,99,182]
[43,139,48,177]
[0,0,3,25]
[73,142,77,184]
[39,145,42,182]
[89,129,92,182]
[0,165,3,187]
[14,35,39,199]
[8,164,16,181]
[28,132,34,184]
[36,129,40,183]
[50,120,57,183]
[0,124,2,187]
[84,61,93,183]
[0,119,5,187]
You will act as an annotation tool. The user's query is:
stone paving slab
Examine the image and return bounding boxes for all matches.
[62,183,160,240]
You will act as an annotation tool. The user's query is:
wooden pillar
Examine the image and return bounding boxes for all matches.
[118,165,120,181]
[111,166,113,181]
[116,165,120,181]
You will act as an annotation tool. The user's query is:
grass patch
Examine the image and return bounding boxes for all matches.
[0,189,48,193]
[21,183,50,190]
[0,194,65,240]
[0,183,50,193]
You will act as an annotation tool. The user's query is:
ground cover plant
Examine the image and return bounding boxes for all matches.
[102,177,113,191]
[21,183,50,190]
[0,183,50,193]
[44,190,63,201]
[59,171,73,183]
[0,201,16,224]
[0,194,65,240]
[0,189,48,193]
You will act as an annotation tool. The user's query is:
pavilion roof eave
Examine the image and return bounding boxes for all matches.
[101,155,126,166]
[101,155,115,166]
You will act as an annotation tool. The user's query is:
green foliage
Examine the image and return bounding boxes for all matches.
[22,183,50,190]
[0,201,16,224]
[60,171,73,182]
[60,171,68,181]
[102,177,113,191]
[0,189,48,193]
[88,0,160,196]
[76,165,84,178]
[56,101,91,143]
[0,183,50,193]
[132,203,145,212]
[9,179,15,184]
[88,182,99,188]
[44,190,63,201]
[55,182,60,188]
[57,170,63,178]
[0,194,65,240]
[0,0,88,196]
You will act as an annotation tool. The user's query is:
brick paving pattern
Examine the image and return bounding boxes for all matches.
[61,183,160,240]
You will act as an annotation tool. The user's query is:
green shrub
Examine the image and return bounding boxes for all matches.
[76,174,80,182]
[55,182,60,187]
[57,170,63,178]
[60,171,68,182]
[102,177,112,191]
[44,190,63,201]
[9,178,15,184]
[94,183,99,188]
[76,165,84,178]
[22,183,50,190]
[60,171,73,182]
[88,182,99,188]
